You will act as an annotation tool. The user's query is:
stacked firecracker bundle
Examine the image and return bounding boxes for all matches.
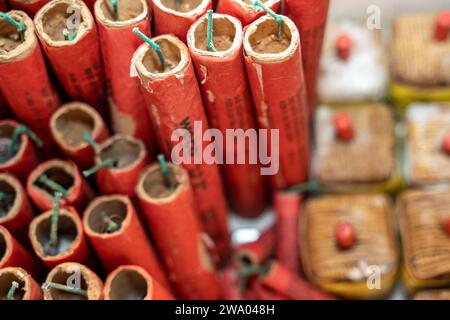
[0,0,449,301]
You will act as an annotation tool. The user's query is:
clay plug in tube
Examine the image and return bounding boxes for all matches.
[217,0,281,26]
[8,0,50,17]
[50,102,109,170]
[243,13,310,190]
[0,10,61,149]
[104,265,174,300]
[136,159,221,299]
[27,159,94,212]
[83,194,170,289]
[94,0,156,156]
[133,31,230,259]
[29,196,93,269]
[0,119,41,182]
[0,226,44,280]
[0,173,34,242]
[42,262,103,300]
[82,134,148,196]
[152,0,211,42]
[0,267,43,300]
[34,0,107,114]
[187,12,268,218]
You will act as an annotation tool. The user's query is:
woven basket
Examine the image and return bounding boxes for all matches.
[313,103,398,191]
[397,188,450,293]
[301,193,398,299]
[404,103,450,185]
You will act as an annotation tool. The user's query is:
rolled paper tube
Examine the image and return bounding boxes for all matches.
[136,163,221,299]
[0,173,34,243]
[259,261,335,300]
[95,0,156,156]
[0,226,44,280]
[217,0,281,26]
[274,192,301,273]
[0,10,61,148]
[104,265,174,300]
[0,267,43,300]
[187,13,268,217]
[8,0,50,16]
[218,265,244,300]
[83,195,170,289]
[234,226,275,267]
[91,134,148,196]
[152,0,211,42]
[0,119,40,182]
[243,15,310,189]
[29,206,94,268]
[34,0,107,114]
[134,34,230,258]
[27,159,94,212]
[50,102,109,170]
[42,262,103,300]
[285,0,329,115]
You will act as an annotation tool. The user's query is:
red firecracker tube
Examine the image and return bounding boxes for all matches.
[27,159,94,212]
[152,0,211,42]
[243,15,310,189]
[8,0,50,17]
[0,11,61,148]
[0,119,40,182]
[136,163,221,299]
[0,267,43,300]
[187,13,268,217]
[134,34,230,258]
[285,0,330,115]
[95,0,156,156]
[217,0,280,26]
[83,194,170,289]
[104,265,174,300]
[50,102,109,170]
[34,0,107,114]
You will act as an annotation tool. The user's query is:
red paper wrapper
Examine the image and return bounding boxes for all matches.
[0,225,44,279]
[95,0,156,156]
[218,265,244,300]
[92,134,148,197]
[234,226,275,267]
[27,159,94,212]
[134,34,230,258]
[260,261,335,300]
[34,0,107,114]
[0,119,40,182]
[0,267,43,300]
[187,13,268,217]
[0,0,8,12]
[243,15,310,190]
[50,102,109,170]
[247,279,287,300]
[0,91,9,119]
[29,206,94,269]
[104,265,174,300]
[83,194,170,289]
[152,0,211,42]
[42,262,103,300]
[285,0,329,115]
[0,173,34,243]
[8,0,50,16]
[136,163,221,300]
[217,0,280,26]
[0,11,61,148]
[274,192,301,273]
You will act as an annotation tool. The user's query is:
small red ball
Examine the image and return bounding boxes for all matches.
[335,33,352,61]
[333,113,354,142]
[335,222,355,250]
[442,133,450,155]
[434,10,450,42]
[444,218,450,236]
